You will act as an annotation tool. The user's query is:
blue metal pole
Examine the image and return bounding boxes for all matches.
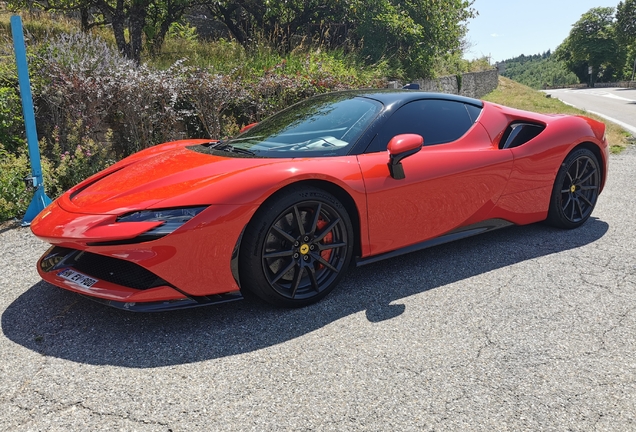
[10,15,51,226]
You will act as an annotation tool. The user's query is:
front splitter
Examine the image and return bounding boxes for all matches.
[81,291,244,312]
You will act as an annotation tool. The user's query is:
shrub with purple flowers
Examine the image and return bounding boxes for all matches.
[37,31,383,160]
[182,68,250,138]
[42,120,115,196]
[0,26,385,221]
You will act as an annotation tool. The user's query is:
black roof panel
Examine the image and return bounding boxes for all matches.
[328,89,484,108]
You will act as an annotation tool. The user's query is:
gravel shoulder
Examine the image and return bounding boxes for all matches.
[1,147,635,431]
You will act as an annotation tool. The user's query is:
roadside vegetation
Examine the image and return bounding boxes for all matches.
[500,52,579,89]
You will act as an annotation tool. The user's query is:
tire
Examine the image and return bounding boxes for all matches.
[239,186,354,307]
[546,148,600,229]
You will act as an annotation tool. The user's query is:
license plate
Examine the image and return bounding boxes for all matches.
[57,269,98,288]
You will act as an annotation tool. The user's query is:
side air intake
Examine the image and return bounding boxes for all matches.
[499,122,545,149]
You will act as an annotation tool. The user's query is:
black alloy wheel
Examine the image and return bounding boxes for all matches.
[547,148,600,229]
[240,186,354,307]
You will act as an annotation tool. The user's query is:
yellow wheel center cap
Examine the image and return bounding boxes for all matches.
[300,244,310,255]
[570,185,576,193]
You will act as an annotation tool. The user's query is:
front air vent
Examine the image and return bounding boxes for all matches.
[499,122,545,149]
[42,247,169,290]
[71,251,168,290]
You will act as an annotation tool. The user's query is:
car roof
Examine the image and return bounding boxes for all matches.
[332,89,484,108]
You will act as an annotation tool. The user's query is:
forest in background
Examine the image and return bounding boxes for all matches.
[499,52,579,89]
[502,2,636,88]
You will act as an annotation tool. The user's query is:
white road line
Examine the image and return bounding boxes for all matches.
[601,93,635,102]
[547,89,635,102]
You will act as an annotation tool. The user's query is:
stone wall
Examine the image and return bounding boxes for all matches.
[415,75,459,94]
[458,69,499,99]
[388,69,499,99]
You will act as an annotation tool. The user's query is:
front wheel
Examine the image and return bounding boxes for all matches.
[239,186,354,307]
[546,148,600,229]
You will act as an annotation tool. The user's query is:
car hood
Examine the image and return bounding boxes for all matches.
[58,144,282,215]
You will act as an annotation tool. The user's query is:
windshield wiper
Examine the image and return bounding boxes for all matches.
[208,140,256,156]
[225,145,256,156]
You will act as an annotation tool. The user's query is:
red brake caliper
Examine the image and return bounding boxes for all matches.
[315,218,333,269]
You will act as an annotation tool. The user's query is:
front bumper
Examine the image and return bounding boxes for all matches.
[32,200,260,297]
[37,246,243,311]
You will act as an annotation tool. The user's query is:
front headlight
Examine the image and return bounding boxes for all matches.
[117,206,207,239]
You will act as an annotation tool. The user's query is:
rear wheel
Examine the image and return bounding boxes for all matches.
[239,186,354,307]
[546,148,600,229]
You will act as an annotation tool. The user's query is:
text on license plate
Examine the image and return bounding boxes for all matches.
[57,269,98,288]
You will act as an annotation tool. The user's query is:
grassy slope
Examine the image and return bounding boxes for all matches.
[484,77,632,153]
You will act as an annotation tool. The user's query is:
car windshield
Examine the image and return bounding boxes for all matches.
[222,93,382,158]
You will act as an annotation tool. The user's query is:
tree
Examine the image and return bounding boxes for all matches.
[353,0,475,78]
[617,0,636,78]
[205,0,353,49]
[616,0,636,43]
[500,52,579,89]
[205,0,476,79]
[554,38,592,84]
[555,7,625,85]
[8,0,196,63]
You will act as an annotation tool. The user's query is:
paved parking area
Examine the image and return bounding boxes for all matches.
[1,147,635,431]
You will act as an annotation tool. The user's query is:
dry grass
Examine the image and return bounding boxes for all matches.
[1,9,77,39]
[484,77,632,153]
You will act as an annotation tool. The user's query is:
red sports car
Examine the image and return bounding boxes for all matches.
[31,90,609,311]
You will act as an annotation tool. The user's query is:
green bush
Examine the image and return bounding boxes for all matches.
[0,144,30,220]
[0,120,115,222]
[0,86,25,153]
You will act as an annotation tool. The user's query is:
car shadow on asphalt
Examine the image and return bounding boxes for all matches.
[2,219,608,367]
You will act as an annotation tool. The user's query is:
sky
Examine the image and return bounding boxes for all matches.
[463,0,623,63]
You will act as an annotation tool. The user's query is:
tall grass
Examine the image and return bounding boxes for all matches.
[0,9,112,42]
[153,34,388,84]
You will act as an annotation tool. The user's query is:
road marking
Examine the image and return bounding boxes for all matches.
[547,89,636,102]
[597,92,635,102]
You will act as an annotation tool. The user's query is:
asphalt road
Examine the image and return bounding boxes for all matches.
[1,148,636,430]
[544,87,636,134]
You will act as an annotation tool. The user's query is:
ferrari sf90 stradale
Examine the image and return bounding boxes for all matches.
[31,90,608,310]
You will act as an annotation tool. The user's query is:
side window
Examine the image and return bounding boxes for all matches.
[366,100,478,153]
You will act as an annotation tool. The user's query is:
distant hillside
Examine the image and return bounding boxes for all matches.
[499,51,579,89]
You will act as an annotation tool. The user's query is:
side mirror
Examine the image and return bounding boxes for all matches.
[387,134,423,180]
[240,122,258,134]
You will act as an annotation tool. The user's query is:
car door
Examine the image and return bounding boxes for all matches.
[357,99,514,256]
